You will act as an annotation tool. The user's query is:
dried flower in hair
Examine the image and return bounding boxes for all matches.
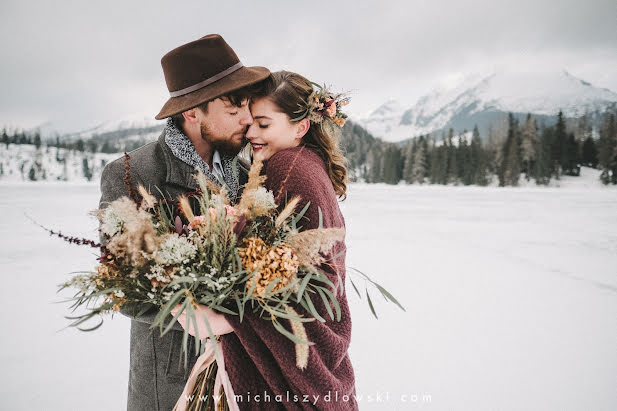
[292,82,350,129]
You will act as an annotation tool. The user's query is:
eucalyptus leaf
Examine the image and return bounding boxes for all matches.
[375,283,406,312]
[320,287,341,322]
[77,317,104,332]
[304,292,325,323]
[366,289,378,319]
[296,272,312,301]
[348,276,362,299]
[316,287,334,321]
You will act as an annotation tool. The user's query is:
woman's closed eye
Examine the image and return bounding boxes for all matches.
[259,123,270,129]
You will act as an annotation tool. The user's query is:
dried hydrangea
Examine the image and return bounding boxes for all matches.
[239,237,299,298]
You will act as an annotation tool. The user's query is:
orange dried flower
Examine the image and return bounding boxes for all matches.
[239,237,299,298]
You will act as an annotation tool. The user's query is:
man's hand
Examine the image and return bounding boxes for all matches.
[170,304,234,339]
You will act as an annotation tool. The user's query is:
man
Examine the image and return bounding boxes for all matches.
[99,34,270,411]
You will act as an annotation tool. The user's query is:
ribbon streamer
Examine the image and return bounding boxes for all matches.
[173,338,239,411]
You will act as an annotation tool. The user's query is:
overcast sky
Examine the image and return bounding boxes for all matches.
[1,0,616,132]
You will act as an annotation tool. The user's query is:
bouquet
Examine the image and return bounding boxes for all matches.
[46,154,404,410]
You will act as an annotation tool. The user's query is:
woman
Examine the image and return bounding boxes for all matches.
[177,71,357,410]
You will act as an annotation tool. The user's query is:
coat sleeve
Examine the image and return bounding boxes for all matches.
[99,160,184,331]
[222,149,355,406]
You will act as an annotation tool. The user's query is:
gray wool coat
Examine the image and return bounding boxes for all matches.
[98,131,248,411]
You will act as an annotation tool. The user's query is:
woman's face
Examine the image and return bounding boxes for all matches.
[246,97,305,161]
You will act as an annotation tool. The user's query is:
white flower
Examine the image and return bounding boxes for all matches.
[252,187,275,210]
[113,290,125,298]
[100,207,124,237]
[154,234,197,265]
[162,291,174,301]
[66,274,96,293]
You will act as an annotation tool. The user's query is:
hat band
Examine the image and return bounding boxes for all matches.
[169,61,244,98]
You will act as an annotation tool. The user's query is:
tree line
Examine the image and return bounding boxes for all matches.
[341,108,617,186]
[4,107,617,186]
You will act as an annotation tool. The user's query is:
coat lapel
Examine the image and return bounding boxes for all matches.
[158,132,200,191]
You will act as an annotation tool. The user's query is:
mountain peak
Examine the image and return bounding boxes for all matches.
[357,69,617,142]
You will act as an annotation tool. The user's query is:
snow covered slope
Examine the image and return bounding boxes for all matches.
[0,143,121,182]
[358,69,617,142]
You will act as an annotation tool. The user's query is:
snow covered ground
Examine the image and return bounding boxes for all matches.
[0,171,615,410]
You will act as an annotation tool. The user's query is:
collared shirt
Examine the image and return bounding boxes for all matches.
[211,150,225,184]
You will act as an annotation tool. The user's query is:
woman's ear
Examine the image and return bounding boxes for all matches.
[295,118,310,141]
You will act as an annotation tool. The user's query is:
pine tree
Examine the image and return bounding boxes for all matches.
[470,125,488,185]
[458,131,473,185]
[411,136,427,184]
[402,140,415,183]
[446,128,458,185]
[552,110,567,179]
[507,113,521,185]
[486,125,501,184]
[423,136,432,180]
[429,140,442,184]
[439,132,449,184]
[382,144,403,184]
[563,133,580,176]
[576,112,592,143]
[598,110,617,184]
[1,128,8,148]
[535,126,552,185]
[34,132,41,149]
[581,136,598,168]
[82,157,93,181]
[520,114,538,181]
[75,139,85,152]
[367,145,384,183]
[28,165,37,181]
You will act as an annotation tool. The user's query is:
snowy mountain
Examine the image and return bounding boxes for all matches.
[358,69,617,142]
[66,112,164,140]
[357,100,406,139]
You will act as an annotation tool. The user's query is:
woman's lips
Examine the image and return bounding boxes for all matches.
[251,143,266,151]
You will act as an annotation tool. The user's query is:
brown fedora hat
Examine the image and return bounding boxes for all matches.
[155,34,270,120]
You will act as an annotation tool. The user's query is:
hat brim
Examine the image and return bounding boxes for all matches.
[155,66,271,120]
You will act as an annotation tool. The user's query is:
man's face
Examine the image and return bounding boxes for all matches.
[197,97,254,156]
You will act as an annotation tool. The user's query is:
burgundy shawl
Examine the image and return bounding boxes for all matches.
[221,146,358,410]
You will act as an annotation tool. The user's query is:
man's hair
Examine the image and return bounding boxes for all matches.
[171,76,273,127]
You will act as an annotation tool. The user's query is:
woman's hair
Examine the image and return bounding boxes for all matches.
[264,70,348,198]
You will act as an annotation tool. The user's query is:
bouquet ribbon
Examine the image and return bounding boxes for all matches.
[173,338,239,411]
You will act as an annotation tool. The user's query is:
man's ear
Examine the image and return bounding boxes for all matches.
[295,118,310,140]
[182,108,200,125]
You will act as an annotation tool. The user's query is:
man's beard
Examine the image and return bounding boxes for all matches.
[200,121,246,156]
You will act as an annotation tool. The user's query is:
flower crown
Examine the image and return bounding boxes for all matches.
[291,82,350,128]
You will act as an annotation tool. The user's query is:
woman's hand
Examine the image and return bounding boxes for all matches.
[170,304,234,339]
